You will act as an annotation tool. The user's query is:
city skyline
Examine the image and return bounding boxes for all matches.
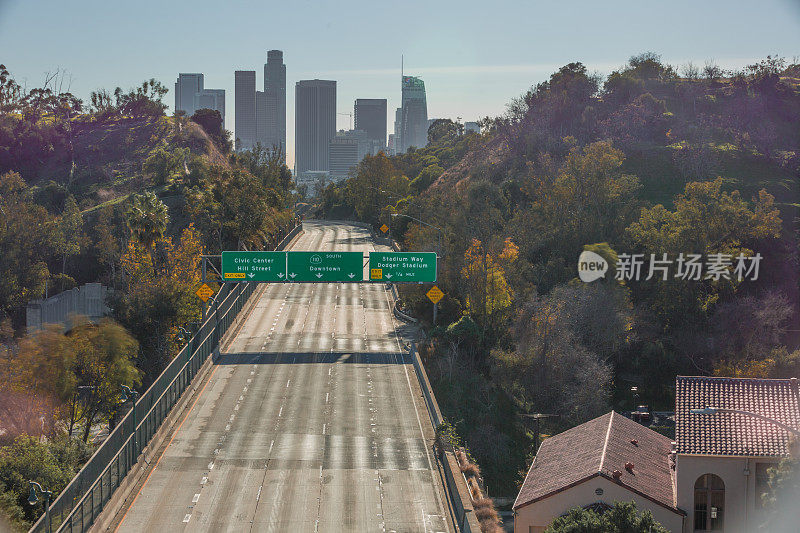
[1,0,798,167]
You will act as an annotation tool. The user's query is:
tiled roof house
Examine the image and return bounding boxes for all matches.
[674,376,799,533]
[513,376,799,533]
[513,411,685,533]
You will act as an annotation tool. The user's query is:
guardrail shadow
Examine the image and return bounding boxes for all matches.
[216,351,410,365]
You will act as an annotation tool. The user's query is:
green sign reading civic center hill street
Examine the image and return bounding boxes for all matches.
[369,252,437,282]
[221,251,287,282]
[287,251,364,282]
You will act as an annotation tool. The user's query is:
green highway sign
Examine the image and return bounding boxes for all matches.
[287,251,364,282]
[369,252,437,283]
[221,251,287,282]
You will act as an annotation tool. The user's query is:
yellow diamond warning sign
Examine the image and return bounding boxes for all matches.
[196,283,215,302]
[380,224,389,233]
[426,286,444,304]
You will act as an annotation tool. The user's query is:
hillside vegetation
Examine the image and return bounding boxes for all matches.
[320,53,800,495]
[0,67,294,528]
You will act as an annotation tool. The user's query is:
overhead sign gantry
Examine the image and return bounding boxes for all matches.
[220,251,436,283]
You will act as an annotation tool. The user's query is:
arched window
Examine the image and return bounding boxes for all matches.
[694,474,725,531]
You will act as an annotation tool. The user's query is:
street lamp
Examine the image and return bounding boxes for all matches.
[390,213,444,256]
[120,385,140,453]
[690,407,800,436]
[520,413,560,455]
[28,481,52,533]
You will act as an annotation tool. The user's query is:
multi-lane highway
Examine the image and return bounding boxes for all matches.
[113,221,452,532]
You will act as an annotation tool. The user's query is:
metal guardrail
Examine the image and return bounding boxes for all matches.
[30,225,302,533]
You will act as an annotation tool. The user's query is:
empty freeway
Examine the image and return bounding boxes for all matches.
[111,221,452,533]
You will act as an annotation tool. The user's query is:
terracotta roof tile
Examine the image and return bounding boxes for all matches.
[675,376,800,457]
[514,412,679,513]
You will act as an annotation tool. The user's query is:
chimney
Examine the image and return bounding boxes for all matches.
[625,462,634,473]
[612,470,622,480]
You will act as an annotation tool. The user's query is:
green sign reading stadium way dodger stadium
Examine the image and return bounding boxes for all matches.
[286,251,364,282]
[222,251,288,282]
[369,252,437,282]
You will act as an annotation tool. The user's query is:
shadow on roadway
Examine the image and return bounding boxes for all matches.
[330,236,370,245]
[215,352,411,365]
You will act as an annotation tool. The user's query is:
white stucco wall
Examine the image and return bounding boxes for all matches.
[675,454,779,533]
[514,475,685,533]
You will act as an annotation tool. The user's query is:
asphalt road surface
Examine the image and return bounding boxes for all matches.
[114,221,451,533]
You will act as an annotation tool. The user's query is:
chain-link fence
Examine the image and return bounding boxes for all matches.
[30,225,301,533]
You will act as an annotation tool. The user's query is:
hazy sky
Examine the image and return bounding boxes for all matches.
[1,0,799,168]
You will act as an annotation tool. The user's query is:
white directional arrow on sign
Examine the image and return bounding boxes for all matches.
[248,273,255,278]
[316,273,323,278]
[277,273,284,278]
[289,273,297,278]
[348,273,355,279]
[385,273,392,279]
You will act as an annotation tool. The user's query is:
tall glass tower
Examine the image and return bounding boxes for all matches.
[399,76,427,153]
[295,80,336,175]
[263,50,286,157]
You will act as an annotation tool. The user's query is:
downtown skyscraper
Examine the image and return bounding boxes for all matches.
[235,50,286,154]
[295,80,336,175]
[263,50,286,155]
[397,75,428,153]
[175,73,225,127]
[354,98,387,149]
[234,70,257,150]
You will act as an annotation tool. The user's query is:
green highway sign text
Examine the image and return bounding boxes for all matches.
[222,251,287,282]
[220,250,437,283]
[369,252,437,282]
[287,251,364,282]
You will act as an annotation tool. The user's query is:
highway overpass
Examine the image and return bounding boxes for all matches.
[111,221,452,532]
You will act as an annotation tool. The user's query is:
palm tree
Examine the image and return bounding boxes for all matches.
[126,192,168,274]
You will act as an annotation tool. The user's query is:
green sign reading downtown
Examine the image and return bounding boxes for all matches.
[221,251,436,283]
[221,251,288,282]
[287,251,364,282]
[369,252,437,283]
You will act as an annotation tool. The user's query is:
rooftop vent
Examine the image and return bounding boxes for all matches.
[625,462,634,473]
[612,470,622,480]
[630,439,638,446]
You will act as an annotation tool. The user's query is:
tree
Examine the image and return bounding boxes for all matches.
[114,79,168,118]
[68,318,140,442]
[125,192,168,273]
[491,288,612,426]
[89,89,114,117]
[0,172,58,323]
[625,178,781,328]
[411,164,444,192]
[427,119,460,145]
[760,440,799,532]
[0,436,90,525]
[143,146,188,185]
[0,325,74,439]
[55,196,85,286]
[460,238,517,347]
[545,501,669,533]
[186,163,290,252]
[710,291,793,375]
[234,144,293,195]
[518,62,600,137]
[115,225,203,382]
[190,108,223,136]
[345,152,410,224]
[0,64,22,113]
